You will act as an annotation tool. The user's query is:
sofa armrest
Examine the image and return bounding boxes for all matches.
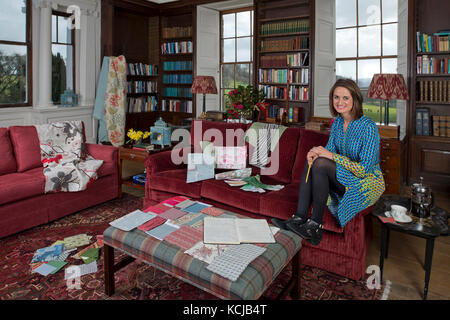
[145,149,188,175]
[86,143,118,164]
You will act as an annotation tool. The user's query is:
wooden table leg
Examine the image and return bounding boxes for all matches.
[291,250,302,300]
[104,244,115,296]
[423,238,435,300]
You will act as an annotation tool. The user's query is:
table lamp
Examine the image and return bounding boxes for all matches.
[367,74,409,125]
[191,76,218,119]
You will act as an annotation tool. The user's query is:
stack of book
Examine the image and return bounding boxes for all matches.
[161,99,193,113]
[161,41,193,54]
[432,115,450,137]
[260,19,309,35]
[127,96,158,113]
[127,63,158,76]
[417,80,450,103]
[416,31,450,52]
[127,81,157,94]
[163,74,193,84]
[163,60,192,71]
[162,26,192,38]
[415,108,431,136]
[163,87,192,98]
[417,55,450,74]
[260,37,309,52]
[259,52,308,68]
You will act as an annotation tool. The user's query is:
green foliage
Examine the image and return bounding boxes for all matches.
[52,53,67,103]
[0,51,27,104]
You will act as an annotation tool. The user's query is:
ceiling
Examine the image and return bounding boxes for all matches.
[146,0,179,3]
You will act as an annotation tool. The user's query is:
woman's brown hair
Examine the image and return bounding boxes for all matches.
[328,78,364,120]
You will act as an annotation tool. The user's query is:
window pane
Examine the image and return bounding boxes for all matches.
[52,15,57,42]
[382,23,397,56]
[237,37,251,62]
[52,44,74,103]
[358,25,380,56]
[362,89,382,123]
[336,28,357,58]
[222,13,235,38]
[237,11,251,37]
[222,64,234,88]
[336,60,356,80]
[381,58,397,73]
[58,16,71,44]
[382,0,398,23]
[223,38,235,62]
[0,0,26,42]
[0,44,27,104]
[236,64,250,86]
[358,0,380,25]
[250,11,254,36]
[357,58,380,89]
[336,0,357,28]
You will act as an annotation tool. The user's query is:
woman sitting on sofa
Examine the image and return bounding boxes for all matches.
[272,78,385,245]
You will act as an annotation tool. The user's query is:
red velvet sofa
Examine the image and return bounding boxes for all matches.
[0,125,119,239]
[144,120,373,280]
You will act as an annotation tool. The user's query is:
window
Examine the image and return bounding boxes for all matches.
[0,0,31,107]
[220,8,254,109]
[52,11,75,104]
[335,0,398,123]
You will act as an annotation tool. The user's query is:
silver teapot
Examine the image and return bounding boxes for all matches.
[410,177,434,219]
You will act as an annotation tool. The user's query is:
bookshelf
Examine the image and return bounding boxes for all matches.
[159,9,195,118]
[126,62,159,113]
[255,0,314,124]
[408,0,450,192]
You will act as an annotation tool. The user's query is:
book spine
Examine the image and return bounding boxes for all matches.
[439,115,446,137]
[433,115,440,136]
[416,110,423,135]
[422,109,430,136]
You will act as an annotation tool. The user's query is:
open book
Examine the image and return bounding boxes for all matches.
[203,217,276,244]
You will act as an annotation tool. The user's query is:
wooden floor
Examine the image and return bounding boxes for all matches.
[121,160,449,300]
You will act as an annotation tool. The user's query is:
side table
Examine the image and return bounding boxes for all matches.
[372,194,449,300]
[118,145,172,198]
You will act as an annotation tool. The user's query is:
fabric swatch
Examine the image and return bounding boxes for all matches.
[163,225,203,250]
[138,216,167,232]
[143,205,166,214]
[175,199,196,209]
[184,241,230,264]
[145,221,180,240]
[206,244,266,282]
[159,208,187,221]
[200,207,225,217]
[182,202,212,214]
[171,212,205,228]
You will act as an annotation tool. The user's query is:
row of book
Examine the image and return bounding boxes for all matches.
[126,96,158,113]
[261,37,309,52]
[163,74,193,84]
[260,19,309,35]
[161,41,193,54]
[163,87,192,98]
[416,31,450,53]
[127,81,157,94]
[162,26,192,39]
[260,52,309,68]
[264,105,302,123]
[415,108,450,137]
[258,68,309,84]
[126,63,158,76]
[161,99,193,113]
[417,80,450,103]
[417,55,450,74]
[163,60,192,71]
[259,85,309,101]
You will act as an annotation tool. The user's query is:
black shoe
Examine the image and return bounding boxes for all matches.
[287,219,323,246]
[271,215,307,231]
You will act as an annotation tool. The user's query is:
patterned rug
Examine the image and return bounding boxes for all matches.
[0,194,385,300]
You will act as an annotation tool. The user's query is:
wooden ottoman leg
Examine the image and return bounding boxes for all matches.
[291,250,302,300]
[104,244,115,296]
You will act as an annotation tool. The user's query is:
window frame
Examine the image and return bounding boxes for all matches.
[220,6,254,110]
[0,0,32,108]
[51,10,76,104]
[335,0,398,124]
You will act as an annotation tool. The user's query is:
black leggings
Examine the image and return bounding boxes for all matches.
[296,157,346,224]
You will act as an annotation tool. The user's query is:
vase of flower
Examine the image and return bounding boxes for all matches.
[225,85,268,123]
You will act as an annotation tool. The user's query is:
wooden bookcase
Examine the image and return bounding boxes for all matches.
[254,0,314,125]
[159,8,196,121]
[408,0,450,192]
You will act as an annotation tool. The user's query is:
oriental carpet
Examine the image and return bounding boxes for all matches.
[0,194,386,300]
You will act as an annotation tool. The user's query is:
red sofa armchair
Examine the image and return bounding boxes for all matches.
[144,120,373,280]
[0,125,119,239]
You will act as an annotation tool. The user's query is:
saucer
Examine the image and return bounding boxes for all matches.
[385,211,412,223]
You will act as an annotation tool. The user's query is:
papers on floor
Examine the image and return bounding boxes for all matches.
[31,244,64,263]
[109,209,155,231]
[64,261,98,280]
[203,217,275,245]
[206,244,267,282]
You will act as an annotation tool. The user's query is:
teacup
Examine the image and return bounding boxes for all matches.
[391,205,408,220]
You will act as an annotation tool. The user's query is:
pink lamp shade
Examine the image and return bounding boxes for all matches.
[366,74,409,100]
[191,76,218,95]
